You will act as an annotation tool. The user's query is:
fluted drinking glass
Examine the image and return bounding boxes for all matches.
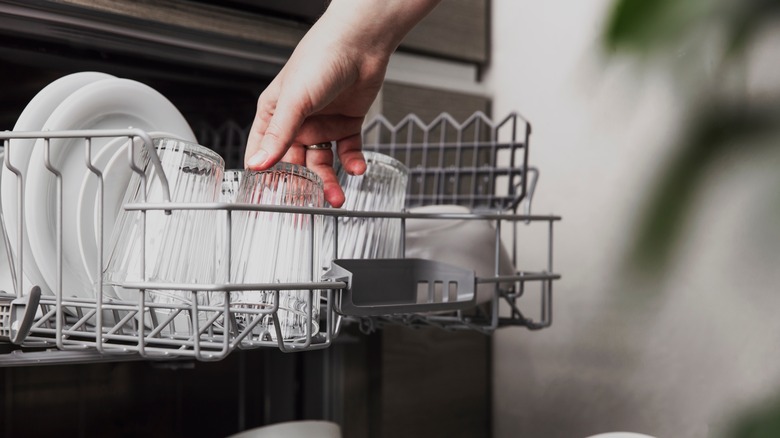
[321,151,409,268]
[230,164,324,340]
[103,137,224,334]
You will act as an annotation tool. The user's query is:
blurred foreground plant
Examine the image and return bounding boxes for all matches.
[605,1,780,436]
[605,0,780,272]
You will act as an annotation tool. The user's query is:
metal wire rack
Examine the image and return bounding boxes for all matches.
[0,111,560,365]
[354,112,557,333]
[362,112,531,211]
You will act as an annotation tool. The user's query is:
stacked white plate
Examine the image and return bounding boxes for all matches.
[0,72,197,300]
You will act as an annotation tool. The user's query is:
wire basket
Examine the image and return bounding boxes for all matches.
[0,111,560,365]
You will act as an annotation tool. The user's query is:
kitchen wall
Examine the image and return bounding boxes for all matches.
[485,1,780,437]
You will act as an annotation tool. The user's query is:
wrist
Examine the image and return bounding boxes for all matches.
[319,0,441,60]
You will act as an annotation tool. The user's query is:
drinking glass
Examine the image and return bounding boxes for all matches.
[103,137,224,334]
[230,163,324,340]
[209,169,244,317]
[220,169,243,202]
[321,151,409,267]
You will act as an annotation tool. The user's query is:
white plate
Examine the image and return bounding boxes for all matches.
[74,140,122,297]
[405,204,515,304]
[25,78,196,299]
[1,72,114,296]
[405,204,472,233]
[76,132,181,288]
[584,434,656,438]
[227,421,342,438]
[0,149,10,293]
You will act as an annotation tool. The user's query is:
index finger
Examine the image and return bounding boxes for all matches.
[246,93,308,171]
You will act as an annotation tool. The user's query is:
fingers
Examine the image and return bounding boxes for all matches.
[336,133,366,176]
[281,142,306,166]
[245,79,279,168]
[305,147,345,208]
[294,114,364,146]
[245,105,271,168]
[245,86,356,208]
[246,93,309,171]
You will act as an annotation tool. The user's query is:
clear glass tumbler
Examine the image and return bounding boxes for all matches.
[209,169,244,317]
[321,151,409,267]
[220,169,243,203]
[103,137,224,334]
[230,163,324,340]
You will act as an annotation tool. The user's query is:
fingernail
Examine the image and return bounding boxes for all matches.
[247,150,269,168]
[346,157,367,176]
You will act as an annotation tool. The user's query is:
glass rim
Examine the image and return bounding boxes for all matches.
[244,162,323,188]
[223,169,244,181]
[359,151,410,175]
[153,137,225,167]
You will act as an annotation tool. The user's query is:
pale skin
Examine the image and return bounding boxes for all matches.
[244,0,442,207]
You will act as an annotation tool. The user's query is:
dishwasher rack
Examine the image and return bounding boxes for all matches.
[0,112,561,365]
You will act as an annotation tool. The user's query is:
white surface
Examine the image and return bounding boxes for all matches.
[405,204,472,234]
[585,434,656,438]
[226,421,341,438]
[405,204,514,304]
[25,78,195,299]
[1,71,114,296]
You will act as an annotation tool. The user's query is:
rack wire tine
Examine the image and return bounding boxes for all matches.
[42,138,65,350]
[131,129,171,205]
[83,137,106,353]
[4,137,25,299]
[1,139,18,297]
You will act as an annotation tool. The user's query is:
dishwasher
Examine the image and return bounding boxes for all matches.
[0,2,559,436]
[0,109,560,363]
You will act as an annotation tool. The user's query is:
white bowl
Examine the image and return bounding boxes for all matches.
[405,204,515,305]
[227,421,341,438]
[585,433,656,438]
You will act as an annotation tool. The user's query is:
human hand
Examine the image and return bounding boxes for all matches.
[244,0,441,207]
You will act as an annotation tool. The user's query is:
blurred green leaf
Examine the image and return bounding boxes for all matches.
[605,0,780,56]
[604,0,780,430]
[727,394,780,438]
[631,99,780,272]
[603,0,709,52]
[604,0,674,50]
